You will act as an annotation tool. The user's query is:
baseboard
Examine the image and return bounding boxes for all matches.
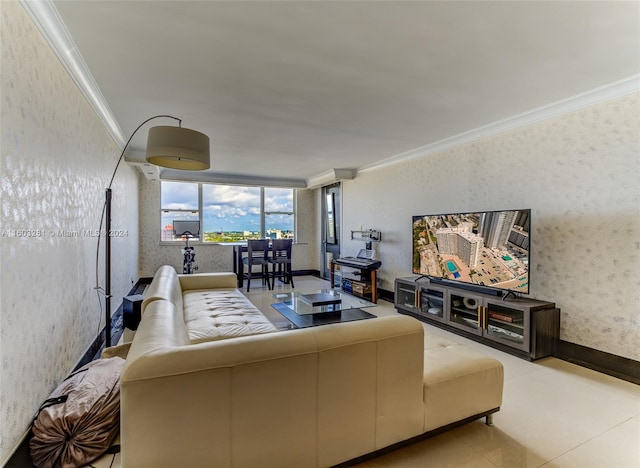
[378,287,394,303]
[555,340,640,385]
[293,269,320,277]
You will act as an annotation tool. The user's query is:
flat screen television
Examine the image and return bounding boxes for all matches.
[412,209,531,296]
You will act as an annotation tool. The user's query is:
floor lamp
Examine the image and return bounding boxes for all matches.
[99,115,210,347]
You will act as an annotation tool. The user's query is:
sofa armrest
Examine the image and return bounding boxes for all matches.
[178,272,237,291]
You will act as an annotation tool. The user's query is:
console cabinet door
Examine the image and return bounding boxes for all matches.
[418,285,446,323]
[395,279,419,314]
[482,300,531,352]
[447,290,484,336]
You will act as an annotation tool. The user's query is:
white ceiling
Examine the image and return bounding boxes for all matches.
[47,0,640,187]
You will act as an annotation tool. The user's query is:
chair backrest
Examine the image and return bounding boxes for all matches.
[271,239,293,261]
[247,239,270,261]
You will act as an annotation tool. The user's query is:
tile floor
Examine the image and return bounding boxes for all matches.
[87,276,640,468]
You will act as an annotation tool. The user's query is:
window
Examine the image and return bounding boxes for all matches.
[264,187,294,240]
[160,181,295,242]
[202,184,260,242]
[160,181,200,241]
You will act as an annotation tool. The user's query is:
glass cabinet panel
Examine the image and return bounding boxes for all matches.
[395,281,418,312]
[448,292,483,335]
[484,303,528,350]
[420,287,445,321]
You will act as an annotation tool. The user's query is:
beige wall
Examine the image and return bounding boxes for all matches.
[0,3,140,463]
[138,178,318,277]
[341,93,640,361]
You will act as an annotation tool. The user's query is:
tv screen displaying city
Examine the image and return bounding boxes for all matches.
[412,209,531,294]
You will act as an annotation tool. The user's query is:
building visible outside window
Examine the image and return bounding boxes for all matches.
[160,181,295,242]
[202,184,260,242]
[264,187,294,240]
[160,181,199,241]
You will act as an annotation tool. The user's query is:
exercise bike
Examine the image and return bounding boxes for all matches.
[173,220,200,274]
[181,236,198,274]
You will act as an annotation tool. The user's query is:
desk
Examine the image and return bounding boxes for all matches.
[330,259,380,303]
[232,243,273,288]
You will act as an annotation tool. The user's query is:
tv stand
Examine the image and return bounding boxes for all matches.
[330,259,379,303]
[425,276,504,297]
[394,276,560,361]
[501,290,519,300]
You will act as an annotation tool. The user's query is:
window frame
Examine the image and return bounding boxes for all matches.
[160,181,296,244]
[160,181,201,242]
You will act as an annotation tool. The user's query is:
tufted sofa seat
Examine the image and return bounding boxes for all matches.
[141,265,277,343]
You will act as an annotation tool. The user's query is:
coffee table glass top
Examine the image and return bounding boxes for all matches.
[272,289,376,316]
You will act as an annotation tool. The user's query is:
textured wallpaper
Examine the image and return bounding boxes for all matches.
[0,3,139,462]
[343,93,640,361]
[138,178,317,277]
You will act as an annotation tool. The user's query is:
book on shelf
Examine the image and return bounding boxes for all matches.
[488,311,514,323]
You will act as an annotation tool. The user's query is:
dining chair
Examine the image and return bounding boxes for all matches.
[242,239,271,292]
[269,239,294,289]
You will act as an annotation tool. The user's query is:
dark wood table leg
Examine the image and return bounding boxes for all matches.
[234,246,244,288]
[330,261,336,289]
[370,268,377,303]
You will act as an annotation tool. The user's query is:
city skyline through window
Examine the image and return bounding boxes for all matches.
[161,181,294,242]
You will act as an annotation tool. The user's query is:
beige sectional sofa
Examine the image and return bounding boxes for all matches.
[120,266,503,467]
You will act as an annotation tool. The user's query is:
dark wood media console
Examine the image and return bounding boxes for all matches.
[394,276,560,361]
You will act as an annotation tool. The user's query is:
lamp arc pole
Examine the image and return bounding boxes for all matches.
[99,115,181,348]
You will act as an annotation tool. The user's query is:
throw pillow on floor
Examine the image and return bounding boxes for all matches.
[30,356,124,468]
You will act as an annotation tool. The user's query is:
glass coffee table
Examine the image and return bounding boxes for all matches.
[271,289,376,329]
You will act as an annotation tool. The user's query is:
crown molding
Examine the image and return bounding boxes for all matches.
[359,74,640,174]
[20,0,125,148]
[161,169,308,189]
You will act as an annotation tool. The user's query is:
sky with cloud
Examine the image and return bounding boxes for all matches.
[161,181,293,233]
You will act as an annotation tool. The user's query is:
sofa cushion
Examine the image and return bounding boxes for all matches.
[422,334,504,432]
[183,289,278,343]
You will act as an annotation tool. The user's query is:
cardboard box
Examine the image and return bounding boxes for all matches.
[352,282,372,295]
